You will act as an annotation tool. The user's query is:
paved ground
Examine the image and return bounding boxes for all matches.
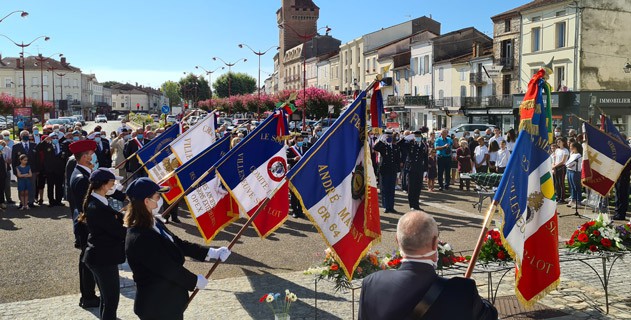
[0,120,629,318]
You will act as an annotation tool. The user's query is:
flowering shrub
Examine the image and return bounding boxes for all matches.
[259,289,298,318]
[476,229,512,264]
[566,213,625,253]
[616,221,631,246]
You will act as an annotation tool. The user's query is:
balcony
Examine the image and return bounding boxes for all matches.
[499,57,514,69]
[469,73,488,85]
[386,95,433,107]
[462,95,513,108]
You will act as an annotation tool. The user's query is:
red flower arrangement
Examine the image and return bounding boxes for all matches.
[475,229,513,265]
[565,213,625,254]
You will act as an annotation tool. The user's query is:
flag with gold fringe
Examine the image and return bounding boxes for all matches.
[492,66,560,306]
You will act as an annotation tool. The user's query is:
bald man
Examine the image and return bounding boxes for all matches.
[359,211,497,320]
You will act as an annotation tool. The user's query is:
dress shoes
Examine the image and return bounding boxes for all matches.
[171,216,182,223]
[79,296,100,308]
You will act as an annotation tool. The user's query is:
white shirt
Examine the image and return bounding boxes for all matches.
[507,141,516,152]
[401,258,435,268]
[77,164,93,174]
[474,145,488,165]
[566,153,582,171]
[90,192,108,206]
[496,149,510,168]
[152,220,174,242]
[489,151,498,163]
[489,135,504,147]
[553,148,569,166]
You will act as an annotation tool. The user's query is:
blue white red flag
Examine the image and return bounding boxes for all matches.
[493,75,560,307]
[136,124,180,173]
[288,90,380,280]
[370,81,384,129]
[600,113,626,143]
[215,111,290,238]
[581,122,631,197]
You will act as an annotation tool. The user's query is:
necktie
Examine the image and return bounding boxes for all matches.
[156,223,170,240]
[24,143,28,153]
[55,145,59,155]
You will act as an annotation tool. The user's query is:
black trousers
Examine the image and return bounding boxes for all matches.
[437,157,451,188]
[47,172,64,204]
[407,170,423,209]
[87,263,120,320]
[615,171,630,217]
[79,248,97,300]
[290,190,302,216]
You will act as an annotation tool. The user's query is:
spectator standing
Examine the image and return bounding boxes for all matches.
[552,138,569,203]
[450,135,459,185]
[565,142,583,208]
[456,139,473,191]
[488,127,504,147]
[404,130,428,210]
[496,140,510,173]
[427,149,437,192]
[39,133,68,206]
[110,129,128,177]
[488,141,500,173]
[373,130,402,213]
[1,130,14,204]
[468,129,481,159]
[16,154,32,210]
[473,137,489,173]
[0,140,7,209]
[434,129,452,191]
[506,128,517,152]
[12,130,40,207]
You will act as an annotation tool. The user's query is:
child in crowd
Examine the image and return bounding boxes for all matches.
[16,154,32,210]
[427,148,437,192]
[496,140,510,173]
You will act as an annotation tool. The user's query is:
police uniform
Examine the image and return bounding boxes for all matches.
[287,132,310,218]
[373,130,402,213]
[405,131,429,210]
[39,133,68,206]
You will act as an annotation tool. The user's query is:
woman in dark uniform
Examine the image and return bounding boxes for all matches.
[81,168,126,319]
[124,177,230,320]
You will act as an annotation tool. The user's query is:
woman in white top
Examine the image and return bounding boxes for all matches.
[565,142,583,207]
[496,140,511,173]
[473,137,489,173]
[506,129,517,152]
[552,138,570,203]
[488,141,500,173]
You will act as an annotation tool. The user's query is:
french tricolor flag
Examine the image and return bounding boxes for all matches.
[581,122,631,197]
[288,91,380,280]
[215,111,290,238]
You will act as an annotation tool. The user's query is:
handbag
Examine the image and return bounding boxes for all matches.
[410,277,446,319]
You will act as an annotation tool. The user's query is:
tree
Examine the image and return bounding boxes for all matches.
[161,81,181,107]
[101,81,123,88]
[213,72,256,98]
[179,74,211,106]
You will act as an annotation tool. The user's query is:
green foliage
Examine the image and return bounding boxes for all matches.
[101,81,123,88]
[179,74,211,106]
[213,72,256,98]
[161,81,181,107]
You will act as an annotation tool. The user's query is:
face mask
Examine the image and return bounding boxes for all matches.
[105,183,117,196]
[464,134,469,138]
[137,134,144,140]
[123,135,130,141]
[73,136,80,141]
[21,136,29,142]
[95,137,101,143]
[0,145,4,151]
[3,136,8,141]
[474,133,480,138]
[150,197,164,216]
[405,250,439,269]
[296,141,304,147]
[90,153,99,169]
[33,130,39,135]
[315,131,322,137]
[415,137,422,143]
[52,139,59,145]
[54,129,60,134]
[554,132,561,137]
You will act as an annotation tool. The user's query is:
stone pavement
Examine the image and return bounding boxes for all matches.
[1,253,630,320]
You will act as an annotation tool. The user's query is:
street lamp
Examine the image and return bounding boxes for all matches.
[212,56,247,99]
[0,10,28,23]
[278,23,331,130]
[238,44,279,120]
[195,65,224,97]
[624,61,631,74]
[34,53,63,102]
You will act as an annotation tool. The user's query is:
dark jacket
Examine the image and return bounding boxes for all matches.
[38,141,69,175]
[405,140,429,173]
[12,141,41,174]
[287,143,310,168]
[83,195,126,266]
[359,262,498,320]
[123,138,148,172]
[95,139,112,168]
[125,221,208,319]
[373,140,402,175]
[69,165,90,213]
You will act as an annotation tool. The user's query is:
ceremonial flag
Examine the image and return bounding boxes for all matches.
[493,68,560,307]
[581,122,631,197]
[215,111,290,238]
[288,90,380,280]
[369,81,383,129]
[600,113,626,143]
[147,113,216,181]
[136,123,180,171]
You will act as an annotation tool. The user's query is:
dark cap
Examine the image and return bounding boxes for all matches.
[89,168,120,183]
[125,177,170,201]
[413,130,423,135]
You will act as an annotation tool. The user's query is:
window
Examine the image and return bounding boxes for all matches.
[18,77,23,86]
[404,69,409,80]
[502,74,511,95]
[531,27,541,52]
[4,78,11,88]
[43,91,49,101]
[555,66,565,90]
[372,58,376,71]
[438,89,444,99]
[32,92,38,99]
[556,22,566,48]
[366,59,370,71]
[504,19,511,32]
[460,69,466,81]
[43,75,48,86]
[395,70,400,81]
[32,77,38,86]
[438,67,444,81]
[424,56,430,74]
[532,16,541,22]
[419,57,425,75]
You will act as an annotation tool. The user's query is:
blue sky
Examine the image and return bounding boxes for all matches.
[0,0,525,88]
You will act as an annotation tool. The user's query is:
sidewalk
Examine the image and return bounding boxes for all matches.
[0,258,629,320]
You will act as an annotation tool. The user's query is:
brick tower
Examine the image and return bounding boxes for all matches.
[277,0,319,90]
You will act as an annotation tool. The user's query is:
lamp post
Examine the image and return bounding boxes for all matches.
[278,24,331,130]
[34,53,63,102]
[194,65,224,98]
[0,10,28,23]
[212,57,247,98]
[238,44,279,120]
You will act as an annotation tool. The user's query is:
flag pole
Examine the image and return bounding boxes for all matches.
[121,143,174,185]
[464,202,497,278]
[159,165,216,218]
[184,183,285,309]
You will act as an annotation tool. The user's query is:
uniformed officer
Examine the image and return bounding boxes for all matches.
[287,131,310,218]
[39,132,68,206]
[373,130,402,213]
[405,130,429,210]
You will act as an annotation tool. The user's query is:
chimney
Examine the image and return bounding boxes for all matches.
[61,57,67,65]
[472,41,478,58]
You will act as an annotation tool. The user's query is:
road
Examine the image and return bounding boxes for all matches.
[0,120,604,304]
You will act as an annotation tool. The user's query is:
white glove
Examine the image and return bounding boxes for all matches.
[206,246,231,262]
[114,181,124,192]
[195,274,208,290]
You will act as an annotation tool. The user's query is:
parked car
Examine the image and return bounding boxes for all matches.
[315,118,338,131]
[73,115,86,125]
[166,115,177,124]
[217,117,233,127]
[117,115,127,121]
[95,114,108,123]
[231,118,251,127]
[187,116,199,126]
[45,118,73,130]
[150,114,160,122]
[448,124,495,139]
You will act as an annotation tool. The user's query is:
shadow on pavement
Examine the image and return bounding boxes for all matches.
[234,268,344,320]
[0,216,19,230]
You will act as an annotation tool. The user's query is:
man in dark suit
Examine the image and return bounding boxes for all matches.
[287,131,310,218]
[92,131,112,168]
[123,128,148,179]
[373,130,402,213]
[405,131,429,210]
[359,210,497,320]
[39,133,69,206]
[12,130,41,206]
